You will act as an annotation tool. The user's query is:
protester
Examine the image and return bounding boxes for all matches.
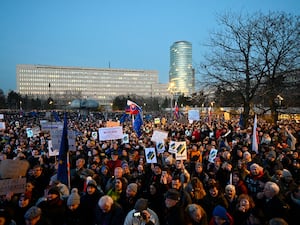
[124,198,160,225]
[185,203,208,225]
[162,188,186,225]
[37,186,67,225]
[64,188,84,225]
[93,195,125,225]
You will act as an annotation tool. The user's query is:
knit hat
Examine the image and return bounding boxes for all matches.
[112,150,119,155]
[282,169,292,179]
[127,183,138,193]
[121,160,129,168]
[165,188,180,201]
[212,205,228,220]
[268,150,276,158]
[48,186,60,196]
[134,198,148,211]
[67,188,80,206]
[24,206,42,220]
[87,179,97,188]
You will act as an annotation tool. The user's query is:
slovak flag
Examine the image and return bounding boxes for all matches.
[174,102,179,119]
[127,100,141,115]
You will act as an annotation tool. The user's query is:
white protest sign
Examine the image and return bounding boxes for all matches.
[0,178,26,196]
[0,114,3,120]
[151,130,168,143]
[48,140,58,157]
[145,147,157,164]
[26,128,33,138]
[50,129,76,153]
[168,141,177,154]
[208,148,218,163]
[122,134,129,144]
[41,122,63,131]
[98,126,123,141]
[0,122,6,130]
[188,110,200,121]
[156,142,165,154]
[92,131,98,140]
[32,126,41,137]
[175,141,187,160]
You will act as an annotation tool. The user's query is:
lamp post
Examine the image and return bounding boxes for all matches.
[168,82,176,118]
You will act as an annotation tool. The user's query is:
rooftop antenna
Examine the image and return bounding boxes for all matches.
[108,61,111,68]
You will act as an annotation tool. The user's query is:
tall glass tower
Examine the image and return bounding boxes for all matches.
[169,41,194,96]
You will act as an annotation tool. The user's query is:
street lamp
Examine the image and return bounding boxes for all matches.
[168,82,176,117]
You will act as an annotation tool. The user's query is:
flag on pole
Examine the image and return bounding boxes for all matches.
[127,100,141,115]
[133,109,143,137]
[208,107,212,124]
[252,114,259,153]
[174,102,179,119]
[57,113,70,187]
[239,113,244,129]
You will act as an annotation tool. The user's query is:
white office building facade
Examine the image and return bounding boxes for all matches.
[17,64,167,106]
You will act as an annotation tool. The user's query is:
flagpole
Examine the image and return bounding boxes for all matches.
[67,151,71,190]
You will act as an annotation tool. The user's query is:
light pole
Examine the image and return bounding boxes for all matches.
[168,82,176,118]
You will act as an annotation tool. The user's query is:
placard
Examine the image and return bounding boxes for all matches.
[0,178,26,195]
[98,126,123,141]
[0,122,5,130]
[151,130,168,143]
[208,149,218,163]
[188,110,200,121]
[175,141,187,160]
[156,142,165,154]
[0,159,30,179]
[145,147,157,164]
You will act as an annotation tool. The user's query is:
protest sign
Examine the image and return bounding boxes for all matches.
[0,178,26,196]
[151,130,168,143]
[0,159,30,179]
[145,148,157,164]
[98,126,123,141]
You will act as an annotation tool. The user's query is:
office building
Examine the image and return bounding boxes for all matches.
[169,41,195,96]
[16,64,168,106]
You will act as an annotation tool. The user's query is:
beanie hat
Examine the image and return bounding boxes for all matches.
[134,198,148,211]
[165,188,180,201]
[24,206,42,220]
[212,205,228,220]
[127,183,138,193]
[268,150,276,158]
[282,169,292,179]
[121,160,129,168]
[87,179,97,188]
[48,187,60,196]
[67,188,80,206]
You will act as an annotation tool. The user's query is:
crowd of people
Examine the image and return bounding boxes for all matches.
[0,110,299,225]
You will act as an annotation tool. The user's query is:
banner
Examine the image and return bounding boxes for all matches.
[98,126,123,141]
[106,121,120,127]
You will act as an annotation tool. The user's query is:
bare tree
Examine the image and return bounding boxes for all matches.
[200,11,300,126]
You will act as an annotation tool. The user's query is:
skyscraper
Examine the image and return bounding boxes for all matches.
[169,41,195,96]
